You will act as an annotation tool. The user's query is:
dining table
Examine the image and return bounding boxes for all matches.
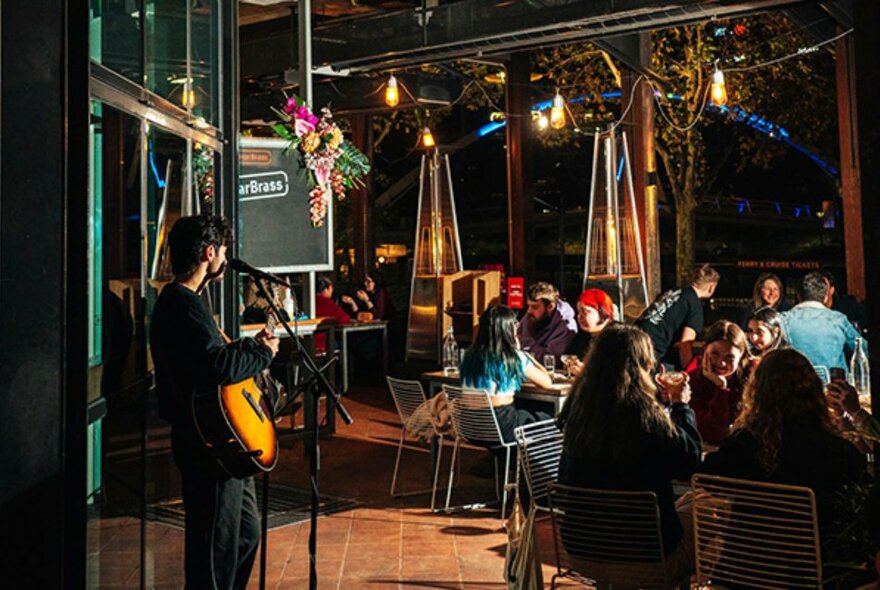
[421,370,573,414]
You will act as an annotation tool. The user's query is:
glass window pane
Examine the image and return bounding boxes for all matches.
[86,102,146,589]
[90,0,144,84]
[191,0,221,127]
[145,0,188,108]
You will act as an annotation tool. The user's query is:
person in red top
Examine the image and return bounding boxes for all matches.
[314,275,350,354]
[686,320,750,445]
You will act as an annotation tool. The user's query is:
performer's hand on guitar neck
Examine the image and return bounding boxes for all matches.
[256,311,280,357]
[256,328,280,357]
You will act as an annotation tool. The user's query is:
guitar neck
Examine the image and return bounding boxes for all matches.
[265,309,279,334]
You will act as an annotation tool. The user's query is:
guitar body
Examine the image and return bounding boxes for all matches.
[192,377,279,478]
[193,313,280,478]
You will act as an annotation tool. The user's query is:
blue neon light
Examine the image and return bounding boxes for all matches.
[149,145,166,189]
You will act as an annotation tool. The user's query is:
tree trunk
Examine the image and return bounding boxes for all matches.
[675,195,697,287]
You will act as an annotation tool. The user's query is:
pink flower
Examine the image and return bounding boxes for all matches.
[295,106,319,127]
[294,118,316,138]
[284,96,299,114]
[314,164,331,187]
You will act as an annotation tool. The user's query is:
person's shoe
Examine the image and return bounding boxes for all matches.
[467,453,496,479]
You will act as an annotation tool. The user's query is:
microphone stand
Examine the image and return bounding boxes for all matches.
[249,276,352,590]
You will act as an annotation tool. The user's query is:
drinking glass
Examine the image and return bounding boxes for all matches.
[655,371,686,406]
[543,354,556,375]
[559,354,578,378]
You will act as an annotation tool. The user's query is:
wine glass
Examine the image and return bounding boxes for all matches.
[559,354,578,378]
[655,371,687,406]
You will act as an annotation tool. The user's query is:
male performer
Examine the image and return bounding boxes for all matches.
[150,215,279,589]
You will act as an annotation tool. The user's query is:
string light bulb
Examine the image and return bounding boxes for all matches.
[537,114,549,131]
[385,74,399,108]
[421,127,435,149]
[550,90,566,129]
[710,67,728,107]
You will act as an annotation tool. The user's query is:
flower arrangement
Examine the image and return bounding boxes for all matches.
[193,145,215,204]
[271,95,370,227]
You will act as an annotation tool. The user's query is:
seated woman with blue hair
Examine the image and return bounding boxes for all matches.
[459,305,554,444]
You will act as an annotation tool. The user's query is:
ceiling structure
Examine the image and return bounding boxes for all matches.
[238,0,852,120]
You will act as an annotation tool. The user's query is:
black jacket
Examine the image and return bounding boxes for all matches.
[558,403,702,552]
[700,417,867,542]
[150,282,273,476]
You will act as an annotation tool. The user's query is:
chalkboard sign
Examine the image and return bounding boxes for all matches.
[238,137,333,272]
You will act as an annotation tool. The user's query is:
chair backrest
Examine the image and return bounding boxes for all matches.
[514,418,563,511]
[813,365,830,386]
[386,376,427,423]
[547,482,670,588]
[691,473,822,589]
[443,385,505,446]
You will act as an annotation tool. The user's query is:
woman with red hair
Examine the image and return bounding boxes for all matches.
[564,288,616,375]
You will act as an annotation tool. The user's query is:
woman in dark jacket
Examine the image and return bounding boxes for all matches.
[558,324,702,585]
[701,348,867,545]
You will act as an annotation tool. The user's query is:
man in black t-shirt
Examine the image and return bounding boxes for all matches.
[150,215,279,590]
[636,264,720,369]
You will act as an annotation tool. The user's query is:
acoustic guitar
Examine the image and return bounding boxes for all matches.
[192,312,280,478]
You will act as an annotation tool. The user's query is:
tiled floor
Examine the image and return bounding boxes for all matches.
[88,384,580,589]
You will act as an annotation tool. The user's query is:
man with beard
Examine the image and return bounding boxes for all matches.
[517,282,576,368]
[150,215,279,589]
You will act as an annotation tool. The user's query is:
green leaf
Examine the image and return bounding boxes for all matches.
[271,124,294,141]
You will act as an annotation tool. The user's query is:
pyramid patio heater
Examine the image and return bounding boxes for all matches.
[405,150,501,362]
[583,127,650,321]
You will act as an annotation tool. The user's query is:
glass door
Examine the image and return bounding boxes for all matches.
[86,101,148,588]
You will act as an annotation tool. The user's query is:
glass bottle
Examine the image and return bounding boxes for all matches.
[442,326,459,376]
[849,336,870,399]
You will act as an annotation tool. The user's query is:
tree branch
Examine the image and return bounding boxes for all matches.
[655,142,682,202]
[697,140,735,202]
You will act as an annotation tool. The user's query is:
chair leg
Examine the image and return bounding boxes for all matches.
[500,447,511,521]
[444,438,460,511]
[493,455,500,501]
[430,434,444,511]
[390,429,405,497]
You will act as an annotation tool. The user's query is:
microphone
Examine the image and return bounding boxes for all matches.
[229,258,292,288]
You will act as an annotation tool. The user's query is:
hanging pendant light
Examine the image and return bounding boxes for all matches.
[710,67,728,107]
[421,127,436,149]
[550,90,566,130]
[385,74,400,108]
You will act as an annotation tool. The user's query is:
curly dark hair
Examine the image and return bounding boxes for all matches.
[168,215,233,276]
[733,348,835,474]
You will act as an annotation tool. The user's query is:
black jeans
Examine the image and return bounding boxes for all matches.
[174,427,260,590]
[492,403,552,448]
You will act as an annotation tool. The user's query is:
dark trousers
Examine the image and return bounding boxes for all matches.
[181,472,260,590]
[172,423,261,589]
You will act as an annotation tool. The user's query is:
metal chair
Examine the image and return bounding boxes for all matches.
[547,482,674,589]
[513,418,563,513]
[386,376,445,510]
[691,473,822,589]
[443,384,518,520]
